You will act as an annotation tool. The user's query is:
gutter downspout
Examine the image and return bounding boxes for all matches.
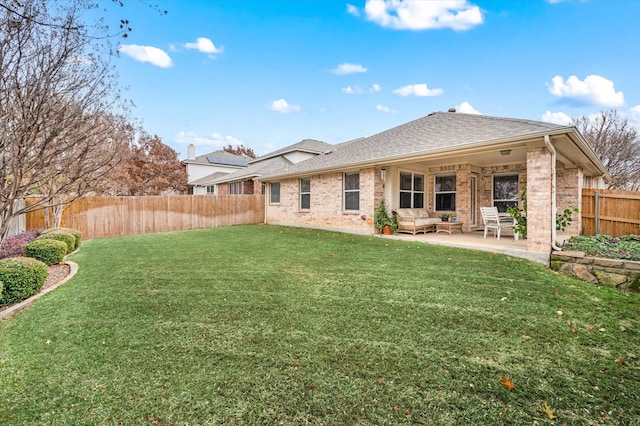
[544,135,562,251]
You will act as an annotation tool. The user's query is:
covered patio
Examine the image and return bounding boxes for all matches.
[382,229,568,264]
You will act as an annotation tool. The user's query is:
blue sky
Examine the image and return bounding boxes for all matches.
[112,0,640,158]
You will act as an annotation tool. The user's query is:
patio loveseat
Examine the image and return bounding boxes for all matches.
[393,208,442,235]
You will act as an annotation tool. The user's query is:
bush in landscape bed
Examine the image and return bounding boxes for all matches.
[24,239,67,266]
[0,230,42,259]
[37,231,75,254]
[0,257,48,306]
[41,227,82,250]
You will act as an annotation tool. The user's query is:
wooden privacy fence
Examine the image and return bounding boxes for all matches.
[25,195,265,240]
[581,189,640,237]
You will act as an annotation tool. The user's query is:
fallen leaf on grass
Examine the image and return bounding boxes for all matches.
[542,402,557,419]
[556,311,563,316]
[616,359,625,365]
[500,375,515,390]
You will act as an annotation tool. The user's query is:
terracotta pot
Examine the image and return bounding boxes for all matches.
[382,225,392,235]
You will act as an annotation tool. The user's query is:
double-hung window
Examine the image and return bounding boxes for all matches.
[270,182,280,204]
[435,175,456,211]
[399,172,425,208]
[493,174,519,212]
[300,178,311,210]
[228,181,242,195]
[206,185,215,195]
[344,172,359,211]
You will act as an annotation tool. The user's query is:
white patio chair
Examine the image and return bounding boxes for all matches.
[480,206,515,240]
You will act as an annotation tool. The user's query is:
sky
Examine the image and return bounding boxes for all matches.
[109,0,640,158]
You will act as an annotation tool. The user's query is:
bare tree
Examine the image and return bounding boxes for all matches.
[0,0,130,238]
[223,144,257,159]
[573,110,640,191]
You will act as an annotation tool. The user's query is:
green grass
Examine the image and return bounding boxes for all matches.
[1,225,638,425]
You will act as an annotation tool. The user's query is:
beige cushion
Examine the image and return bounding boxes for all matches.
[415,209,430,219]
[396,208,415,217]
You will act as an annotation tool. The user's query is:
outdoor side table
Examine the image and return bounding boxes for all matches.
[435,221,464,235]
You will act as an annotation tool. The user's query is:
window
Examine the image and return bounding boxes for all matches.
[228,181,242,195]
[493,174,519,212]
[270,182,280,204]
[206,185,215,195]
[435,175,456,211]
[300,178,310,210]
[399,172,424,208]
[344,172,359,211]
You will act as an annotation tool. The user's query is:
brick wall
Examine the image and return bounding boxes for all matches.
[265,168,379,233]
[527,147,553,254]
[556,164,582,235]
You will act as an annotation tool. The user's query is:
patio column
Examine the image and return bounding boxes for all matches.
[526,146,553,255]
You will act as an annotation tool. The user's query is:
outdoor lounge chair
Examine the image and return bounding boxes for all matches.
[480,206,515,240]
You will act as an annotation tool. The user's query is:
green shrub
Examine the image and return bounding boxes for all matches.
[24,239,67,266]
[37,231,75,254]
[0,257,48,306]
[41,227,82,250]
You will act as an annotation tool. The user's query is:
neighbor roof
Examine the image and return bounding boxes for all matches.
[249,139,333,164]
[260,112,584,180]
[212,156,294,184]
[182,150,249,167]
[190,172,230,186]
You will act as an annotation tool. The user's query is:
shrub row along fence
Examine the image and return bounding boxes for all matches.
[581,189,640,237]
[25,195,265,240]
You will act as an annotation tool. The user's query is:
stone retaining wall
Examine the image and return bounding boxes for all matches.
[550,251,640,292]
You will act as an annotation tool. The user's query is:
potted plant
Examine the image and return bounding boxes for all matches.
[374,199,393,235]
[439,213,451,222]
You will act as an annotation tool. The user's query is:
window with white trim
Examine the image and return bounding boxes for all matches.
[206,185,215,195]
[344,172,359,211]
[270,182,280,204]
[399,171,424,208]
[300,178,310,210]
[435,175,456,211]
[493,174,519,212]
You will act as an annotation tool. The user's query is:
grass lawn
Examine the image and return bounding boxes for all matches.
[0,225,638,425]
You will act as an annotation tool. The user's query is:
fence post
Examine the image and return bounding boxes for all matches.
[594,192,599,235]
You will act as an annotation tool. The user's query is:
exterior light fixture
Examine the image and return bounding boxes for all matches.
[381,168,387,181]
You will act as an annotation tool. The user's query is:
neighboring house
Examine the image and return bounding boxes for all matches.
[258,111,610,263]
[181,144,249,194]
[212,139,333,196]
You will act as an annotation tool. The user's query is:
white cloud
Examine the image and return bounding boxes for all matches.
[628,105,640,128]
[364,0,483,31]
[267,99,302,113]
[547,74,624,107]
[540,111,573,125]
[119,44,173,68]
[174,131,244,147]
[347,4,360,16]
[456,101,481,114]
[185,37,224,56]
[342,83,381,95]
[393,83,443,97]
[376,104,396,113]
[332,63,367,75]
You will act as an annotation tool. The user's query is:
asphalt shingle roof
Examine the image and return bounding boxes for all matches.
[261,112,569,179]
[211,156,294,184]
[184,150,249,167]
[249,139,333,164]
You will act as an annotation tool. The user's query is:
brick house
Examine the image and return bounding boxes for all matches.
[258,111,610,262]
[181,144,249,195]
[212,139,333,196]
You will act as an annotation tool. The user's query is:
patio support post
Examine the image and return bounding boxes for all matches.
[526,145,553,256]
